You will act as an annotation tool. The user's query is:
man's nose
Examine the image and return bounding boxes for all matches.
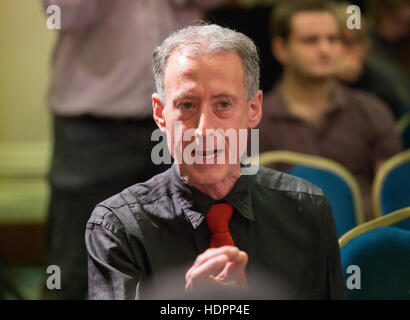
[194,109,214,138]
[318,38,332,54]
[194,108,219,149]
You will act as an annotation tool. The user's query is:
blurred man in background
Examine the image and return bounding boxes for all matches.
[41,0,223,299]
[365,0,410,114]
[334,2,409,119]
[259,0,402,221]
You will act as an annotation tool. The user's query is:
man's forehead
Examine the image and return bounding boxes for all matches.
[290,11,340,35]
[165,48,242,70]
[165,53,196,76]
[163,50,244,83]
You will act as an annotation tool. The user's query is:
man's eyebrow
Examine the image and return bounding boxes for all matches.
[172,94,198,104]
[211,93,238,101]
[172,93,238,104]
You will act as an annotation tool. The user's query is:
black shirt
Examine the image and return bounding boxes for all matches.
[86,164,345,299]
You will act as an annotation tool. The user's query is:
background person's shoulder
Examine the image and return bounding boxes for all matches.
[341,83,395,117]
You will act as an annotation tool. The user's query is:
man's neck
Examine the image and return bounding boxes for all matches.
[281,71,335,124]
[179,166,241,200]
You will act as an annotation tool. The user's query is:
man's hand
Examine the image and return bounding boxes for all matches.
[185,246,248,291]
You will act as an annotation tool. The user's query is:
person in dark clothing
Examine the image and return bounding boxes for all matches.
[86,24,345,300]
[259,0,402,221]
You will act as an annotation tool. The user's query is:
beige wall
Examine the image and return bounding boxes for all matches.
[0,0,56,222]
[0,0,55,144]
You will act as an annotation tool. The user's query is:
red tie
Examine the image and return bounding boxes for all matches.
[206,203,234,248]
[206,203,247,285]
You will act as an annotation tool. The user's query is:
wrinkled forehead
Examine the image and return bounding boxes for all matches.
[164,46,244,83]
[165,40,233,70]
[161,42,247,102]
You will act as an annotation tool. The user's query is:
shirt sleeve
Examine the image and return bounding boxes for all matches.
[85,206,143,300]
[323,198,346,299]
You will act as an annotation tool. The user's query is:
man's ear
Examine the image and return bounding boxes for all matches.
[248,90,263,129]
[152,93,166,133]
[272,37,288,64]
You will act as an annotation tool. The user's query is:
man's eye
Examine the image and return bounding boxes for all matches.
[303,37,318,44]
[219,101,230,109]
[179,102,193,110]
[328,35,340,44]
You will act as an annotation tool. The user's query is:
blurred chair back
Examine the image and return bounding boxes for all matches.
[372,150,410,217]
[339,207,410,299]
[397,112,410,149]
[258,151,364,237]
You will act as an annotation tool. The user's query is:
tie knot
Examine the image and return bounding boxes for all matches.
[206,203,234,234]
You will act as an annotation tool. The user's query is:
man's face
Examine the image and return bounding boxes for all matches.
[340,29,368,61]
[153,50,262,186]
[336,28,369,83]
[276,11,342,79]
[380,5,410,43]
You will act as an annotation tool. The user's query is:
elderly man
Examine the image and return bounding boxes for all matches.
[85,24,345,299]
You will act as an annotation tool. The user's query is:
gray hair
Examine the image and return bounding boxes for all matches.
[152,24,260,103]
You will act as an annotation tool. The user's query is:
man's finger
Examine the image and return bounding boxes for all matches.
[215,250,248,283]
[192,246,239,269]
[185,253,230,290]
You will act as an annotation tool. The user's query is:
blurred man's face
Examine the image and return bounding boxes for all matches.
[277,11,342,79]
[152,50,262,187]
[340,29,368,61]
[336,28,369,83]
[379,5,410,43]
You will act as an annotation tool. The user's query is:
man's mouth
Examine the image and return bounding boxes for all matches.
[192,149,222,160]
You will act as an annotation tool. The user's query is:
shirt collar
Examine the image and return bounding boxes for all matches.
[171,163,254,229]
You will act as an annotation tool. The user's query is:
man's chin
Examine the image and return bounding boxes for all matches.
[310,69,336,79]
[180,163,232,185]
